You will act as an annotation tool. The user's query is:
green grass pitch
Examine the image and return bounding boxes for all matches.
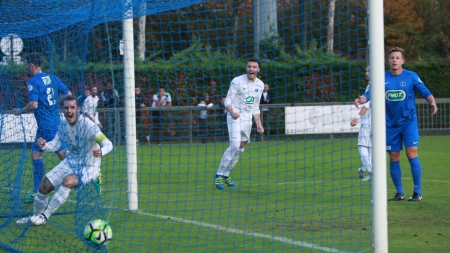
[2,136,449,252]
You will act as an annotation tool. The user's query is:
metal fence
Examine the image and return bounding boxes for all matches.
[97,98,450,145]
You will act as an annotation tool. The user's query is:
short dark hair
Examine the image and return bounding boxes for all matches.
[248,58,261,68]
[63,95,78,107]
[25,53,42,67]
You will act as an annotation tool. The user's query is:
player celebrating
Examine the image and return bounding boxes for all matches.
[14,53,71,203]
[350,66,372,181]
[214,59,264,189]
[17,95,113,225]
[354,47,438,201]
[82,86,102,129]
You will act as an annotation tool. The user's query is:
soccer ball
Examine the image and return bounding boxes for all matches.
[83,219,112,245]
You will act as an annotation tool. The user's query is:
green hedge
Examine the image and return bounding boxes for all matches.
[2,43,449,108]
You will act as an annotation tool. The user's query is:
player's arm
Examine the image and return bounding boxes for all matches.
[225,81,239,119]
[14,101,38,116]
[36,134,62,152]
[92,131,113,157]
[252,87,264,133]
[426,95,438,116]
[413,75,438,116]
[354,95,368,109]
[350,105,369,127]
[253,113,264,133]
[14,81,39,115]
[164,95,172,107]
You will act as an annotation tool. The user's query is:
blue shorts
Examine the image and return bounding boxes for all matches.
[386,116,419,152]
[32,129,67,154]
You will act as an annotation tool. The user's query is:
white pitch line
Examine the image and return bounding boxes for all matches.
[131,209,348,253]
[1,185,350,252]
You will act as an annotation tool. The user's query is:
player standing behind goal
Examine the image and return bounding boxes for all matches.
[17,95,113,225]
[354,47,438,201]
[214,59,264,190]
[350,66,372,181]
[14,53,71,203]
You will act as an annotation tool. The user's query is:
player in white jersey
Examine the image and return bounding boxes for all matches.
[82,86,102,128]
[350,67,372,181]
[16,95,113,226]
[214,59,265,189]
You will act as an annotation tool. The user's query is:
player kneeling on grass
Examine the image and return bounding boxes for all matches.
[17,95,113,226]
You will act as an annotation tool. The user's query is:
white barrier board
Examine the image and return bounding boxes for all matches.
[285,105,361,134]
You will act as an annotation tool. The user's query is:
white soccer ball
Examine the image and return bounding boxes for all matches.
[83,219,112,245]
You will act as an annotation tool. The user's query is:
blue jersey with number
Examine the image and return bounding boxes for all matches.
[364,69,432,127]
[27,72,70,130]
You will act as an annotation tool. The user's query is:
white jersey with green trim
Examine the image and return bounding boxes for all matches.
[224,74,264,118]
[44,115,112,168]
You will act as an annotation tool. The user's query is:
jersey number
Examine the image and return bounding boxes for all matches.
[46,88,56,106]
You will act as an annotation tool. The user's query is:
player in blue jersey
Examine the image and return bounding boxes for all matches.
[354,47,438,201]
[14,53,72,203]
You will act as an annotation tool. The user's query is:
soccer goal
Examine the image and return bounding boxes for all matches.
[0,0,379,252]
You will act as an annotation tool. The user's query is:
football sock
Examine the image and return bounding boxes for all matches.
[34,192,49,215]
[389,160,404,195]
[223,148,245,176]
[216,141,240,176]
[358,146,372,173]
[44,186,70,219]
[409,157,422,195]
[32,159,45,193]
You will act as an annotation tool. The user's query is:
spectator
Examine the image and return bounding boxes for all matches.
[82,86,102,129]
[218,97,228,141]
[78,88,90,108]
[101,81,120,108]
[135,87,147,144]
[197,100,213,143]
[256,83,274,141]
[101,81,120,140]
[149,87,172,145]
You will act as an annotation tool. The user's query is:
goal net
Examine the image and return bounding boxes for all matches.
[0,0,372,252]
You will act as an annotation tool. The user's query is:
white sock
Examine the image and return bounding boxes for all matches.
[223,148,245,177]
[217,141,240,176]
[44,186,71,219]
[359,146,372,173]
[34,192,49,215]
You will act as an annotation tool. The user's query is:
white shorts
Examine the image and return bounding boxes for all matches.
[227,114,253,143]
[358,125,372,147]
[46,159,100,187]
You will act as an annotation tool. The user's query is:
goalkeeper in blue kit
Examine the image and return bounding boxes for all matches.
[354,47,438,201]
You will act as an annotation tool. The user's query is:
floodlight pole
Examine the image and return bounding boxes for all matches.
[368,0,388,252]
[123,1,138,211]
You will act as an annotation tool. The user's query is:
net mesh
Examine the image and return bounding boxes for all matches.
[0,0,373,252]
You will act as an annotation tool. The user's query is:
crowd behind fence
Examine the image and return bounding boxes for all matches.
[96,98,450,145]
[1,99,447,146]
